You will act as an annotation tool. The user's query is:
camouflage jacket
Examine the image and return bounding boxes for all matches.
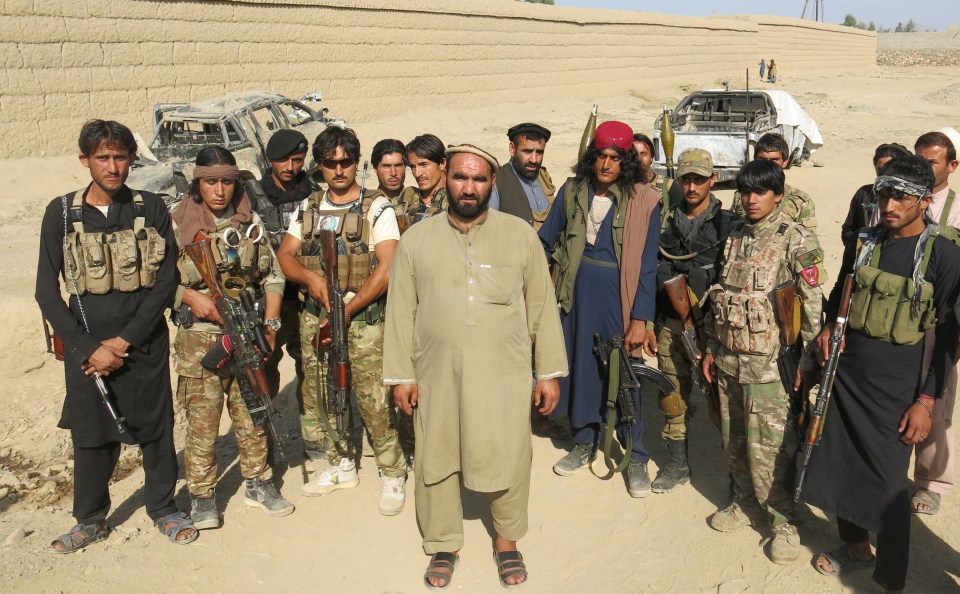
[734,184,817,232]
[706,209,825,384]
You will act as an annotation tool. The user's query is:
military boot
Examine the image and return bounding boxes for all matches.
[244,478,295,517]
[709,502,753,532]
[769,523,800,564]
[190,493,220,530]
[651,439,691,493]
[626,460,652,498]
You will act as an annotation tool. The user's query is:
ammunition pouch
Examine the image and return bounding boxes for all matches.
[848,264,935,345]
[710,290,778,355]
[303,294,385,326]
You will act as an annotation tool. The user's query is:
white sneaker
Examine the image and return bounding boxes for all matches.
[302,459,359,496]
[379,470,406,516]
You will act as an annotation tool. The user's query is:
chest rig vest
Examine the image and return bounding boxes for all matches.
[176,218,273,296]
[62,190,166,296]
[244,179,303,250]
[709,221,796,355]
[393,188,447,233]
[656,202,733,301]
[848,225,938,345]
[297,191,385,294]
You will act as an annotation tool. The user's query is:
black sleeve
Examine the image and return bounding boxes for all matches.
[841,186,869,248]
[118,194,178,349]
[920,236,960,398]
[34,196,102,364]
[825,239,858,321]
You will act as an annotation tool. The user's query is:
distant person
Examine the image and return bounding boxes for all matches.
[491,123,556,231]
[759,58,766,80]
[840,142,912,246]
[767,60,778,83]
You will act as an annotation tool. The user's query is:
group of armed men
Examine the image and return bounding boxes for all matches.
[35,114,960,592]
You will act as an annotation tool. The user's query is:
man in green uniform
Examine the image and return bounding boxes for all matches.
[276,126,407,515]
[701,158,825,564]
[733,133,817,230]
[392,134,448,227]
[652,148,734,493]
[385,144,567,590]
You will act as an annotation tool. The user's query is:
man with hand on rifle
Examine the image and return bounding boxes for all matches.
[700,159,824,565]
[36,120,196,552]
[652,148,733,493]
[802,156,960,593]
[277,126,407,515]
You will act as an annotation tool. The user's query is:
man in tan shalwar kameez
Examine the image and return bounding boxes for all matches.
[384,144,568,591]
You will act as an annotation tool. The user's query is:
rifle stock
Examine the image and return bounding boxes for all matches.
[663,275,721,428]
[794,274,854,502]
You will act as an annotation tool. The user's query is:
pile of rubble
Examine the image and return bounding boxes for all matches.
[878,50,960,67]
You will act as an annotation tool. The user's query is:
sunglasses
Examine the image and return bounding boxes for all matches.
[320,157,357,170]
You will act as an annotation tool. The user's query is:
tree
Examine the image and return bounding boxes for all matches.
[905,19,917,32]
[521,0,555,4]
[868,22,876,31]
[843,13,858,27]
[895,22,903,32]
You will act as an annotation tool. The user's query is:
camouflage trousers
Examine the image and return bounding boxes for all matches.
[174,329,272,497]
[263,297,304,399]
[716,372,797,527]
[655,324,695,441]
[300,311,405,478]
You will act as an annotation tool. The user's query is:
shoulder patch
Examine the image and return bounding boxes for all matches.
[796,249,822,269]
[800,266,820,287]
[777,223,788,235]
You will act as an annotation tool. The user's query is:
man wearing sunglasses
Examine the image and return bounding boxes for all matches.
[277,126,407,516]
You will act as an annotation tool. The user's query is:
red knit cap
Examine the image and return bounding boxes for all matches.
[593,121,634,152]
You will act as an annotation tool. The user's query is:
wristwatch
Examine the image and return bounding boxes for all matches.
[264,318,282,331]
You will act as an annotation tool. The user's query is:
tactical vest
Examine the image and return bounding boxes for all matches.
[848,226,938,345]
[62,190,166,296]
[297,190,388,294]
[244,178,302,249]
[176,218,274,295]
[656,200,733,301]
[392,187,447,233]
[709,221,796,355]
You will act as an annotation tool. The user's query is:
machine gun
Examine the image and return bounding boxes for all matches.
[184,237,286,464]
[310,229,364,468]
[794,274,854,502]
[662,275,721,429]
[772,279,805,428]
[594,334,675,472]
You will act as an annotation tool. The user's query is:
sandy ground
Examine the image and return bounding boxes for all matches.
[1,65,960,593]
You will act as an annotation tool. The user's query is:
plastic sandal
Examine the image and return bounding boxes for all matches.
[46,522,110,554]
[155,511,198,545]
[423,552,459,591]
[493,550,528,589]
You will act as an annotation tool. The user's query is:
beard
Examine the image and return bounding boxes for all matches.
[512,155,540,181]
[449,191,491,219]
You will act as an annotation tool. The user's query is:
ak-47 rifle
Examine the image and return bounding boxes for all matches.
[794,273,854,502]
[663,275,721,429]
[310,229,364,468]
[594,334,675,472]
[184,237,286,464]
[772,279,805,427]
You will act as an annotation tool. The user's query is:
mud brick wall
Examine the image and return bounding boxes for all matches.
[0,1,876,158]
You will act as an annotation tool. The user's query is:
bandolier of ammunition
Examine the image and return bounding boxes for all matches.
[62,190,166,295]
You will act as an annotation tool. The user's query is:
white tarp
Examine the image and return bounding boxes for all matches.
[762,90,823,151]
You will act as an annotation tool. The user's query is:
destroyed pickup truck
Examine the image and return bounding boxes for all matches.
[651,89,823,182]
[127,90,343,204]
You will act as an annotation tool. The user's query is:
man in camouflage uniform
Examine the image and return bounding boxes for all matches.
[392,134,448,228]
[652,149,734,493]
[277,126,407,515]
[733,132,817,231]
[701,159,825,564]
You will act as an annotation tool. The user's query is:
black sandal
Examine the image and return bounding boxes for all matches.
[493,550,528,589]
[423,551,459,591]
[46,521,110,554]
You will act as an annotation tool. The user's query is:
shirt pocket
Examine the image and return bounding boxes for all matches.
[478,264,520,306]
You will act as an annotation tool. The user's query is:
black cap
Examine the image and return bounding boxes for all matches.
[507,123,551,143]
[265,129,308,161]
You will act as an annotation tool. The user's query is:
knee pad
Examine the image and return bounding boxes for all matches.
[658,390,685,417]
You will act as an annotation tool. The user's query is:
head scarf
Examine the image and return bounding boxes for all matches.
[174,165,253,244]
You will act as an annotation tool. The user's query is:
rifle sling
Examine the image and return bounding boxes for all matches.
[601,346,632,473]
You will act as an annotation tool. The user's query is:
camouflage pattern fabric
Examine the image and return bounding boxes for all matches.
[734,185,817,231]
[263,296,304,399]
[716,374,797,527]
[174,329,272,497]
[299,310,405,478]
[655,323,694,440]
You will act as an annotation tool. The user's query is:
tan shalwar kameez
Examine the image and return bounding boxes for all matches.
[384,209,567,553]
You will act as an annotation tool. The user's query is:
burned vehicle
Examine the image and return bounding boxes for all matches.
[651,89,823,182]
[128,90,343,204]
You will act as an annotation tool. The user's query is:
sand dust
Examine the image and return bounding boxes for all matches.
[1,65,959,593]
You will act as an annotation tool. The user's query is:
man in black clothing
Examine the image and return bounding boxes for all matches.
[36,120,196,552]
[804,155,960,593]
[246,130,313,447]
[840,143,912,246]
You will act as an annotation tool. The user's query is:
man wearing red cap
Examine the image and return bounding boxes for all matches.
[539,120,662,497]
